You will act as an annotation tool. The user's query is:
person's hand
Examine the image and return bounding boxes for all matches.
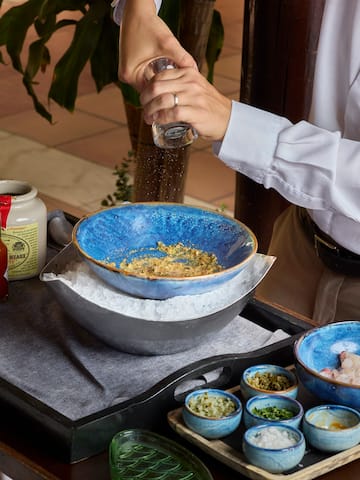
[119,0,197,92]
[140,67,232,142]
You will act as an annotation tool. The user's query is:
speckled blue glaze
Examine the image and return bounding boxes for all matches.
[242,424,305,474]
[72,203,257,299]
[244,394,304,429]
[294,321,360,410]
[182,389,242,439]
[240,364,299,401]
[302,404,360,452]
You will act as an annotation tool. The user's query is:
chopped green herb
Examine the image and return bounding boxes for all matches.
[252,406,295,420]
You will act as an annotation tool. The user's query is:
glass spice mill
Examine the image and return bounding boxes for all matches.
[144,57,198,149]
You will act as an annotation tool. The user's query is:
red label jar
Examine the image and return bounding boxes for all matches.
[0,180,47,280]
[0,211,8,300]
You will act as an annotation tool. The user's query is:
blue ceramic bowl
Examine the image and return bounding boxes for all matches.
[242,424,305,474]
[244,394,304,429]
[240,364,298,401]
[72,203,257,299]
[294,321,360,409]
[182,389,242,439]
[302,404,360,452]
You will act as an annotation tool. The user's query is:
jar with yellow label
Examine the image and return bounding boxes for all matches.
[0,180,47,280]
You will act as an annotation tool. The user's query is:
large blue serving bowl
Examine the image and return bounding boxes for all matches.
[294,321,360,409]
[72,203,257,299]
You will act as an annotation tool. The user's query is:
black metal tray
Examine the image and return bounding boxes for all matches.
[0,296,310,464]
[0,212,312,464]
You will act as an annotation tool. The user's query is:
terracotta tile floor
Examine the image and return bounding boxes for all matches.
[0,0,244,217]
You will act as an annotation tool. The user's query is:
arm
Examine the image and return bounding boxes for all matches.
[114,0,197,91]
[218,102,360,224]
[141,65,360,225]
[115,0,360,233]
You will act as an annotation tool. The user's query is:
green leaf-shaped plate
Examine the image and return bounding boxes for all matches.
[109,429,214,480]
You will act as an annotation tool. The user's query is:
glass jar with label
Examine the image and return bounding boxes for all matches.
[0,180,47,280]
[0,212,8,300]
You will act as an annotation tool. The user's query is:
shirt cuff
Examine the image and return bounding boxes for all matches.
[216,101,291,183]
[112,0,162,25]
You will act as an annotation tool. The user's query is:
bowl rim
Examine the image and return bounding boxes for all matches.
[245,394,304,422]
[243,424,305,451]
[303,404,360,431]
[294,321,360,390]
[184,388,242,420]
[72,202,258,282]
[241,363,299,394]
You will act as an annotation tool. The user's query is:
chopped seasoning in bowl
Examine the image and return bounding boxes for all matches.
[188,391,237,418]
[247,371,292,391]
[240,364,298,400]
[182,388,242,439]
[252,406,295,421]
[244,394,304,429]
[119,242,223,278]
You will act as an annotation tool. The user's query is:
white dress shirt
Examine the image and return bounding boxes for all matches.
[114,0,360,254]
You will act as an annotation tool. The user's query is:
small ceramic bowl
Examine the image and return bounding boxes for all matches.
[294,321,360,409]
[240,364,298,400]
[244,394,304,429]
[302,404,360,452]
[182,388,242,439]
[242,424,306,474]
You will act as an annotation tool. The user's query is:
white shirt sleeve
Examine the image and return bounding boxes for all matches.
[216,100,360,224]
[112,0,163,25]
[214,1,360,253]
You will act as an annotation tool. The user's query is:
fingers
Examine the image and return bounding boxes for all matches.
[140,68,232,142]
[119,2,197,91]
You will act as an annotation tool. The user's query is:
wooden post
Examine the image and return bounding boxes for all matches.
[235,0,325,252]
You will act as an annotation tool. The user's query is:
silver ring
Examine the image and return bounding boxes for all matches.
[173,93,179,107]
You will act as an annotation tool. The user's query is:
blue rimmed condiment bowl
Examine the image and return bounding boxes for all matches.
[302,404,360,452]
[240,364,298,401]
[182,388,242,439]
[244,394,304,429]
[242,424,306,474]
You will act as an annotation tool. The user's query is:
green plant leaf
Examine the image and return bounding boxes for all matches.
[25,39,49,79]
[159,0,181,37]
[38,0,87,18]
[90,14,119,92]
[34,11,56,37]
[119,81,141,107]
[22,74,52,122]
[0,0,44,72]
[48,0,109,110]
[206,9,224,84]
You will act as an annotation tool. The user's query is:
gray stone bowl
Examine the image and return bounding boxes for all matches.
[40,243,274,355]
